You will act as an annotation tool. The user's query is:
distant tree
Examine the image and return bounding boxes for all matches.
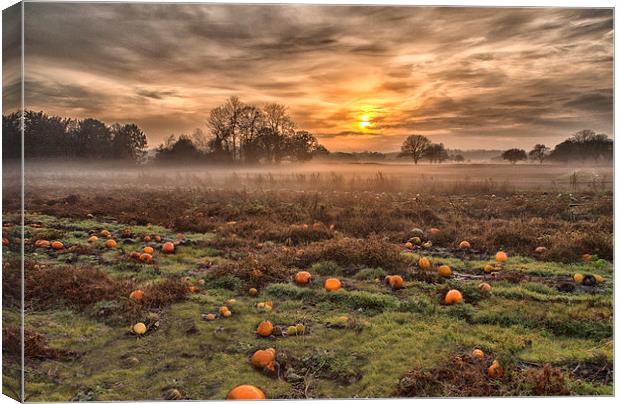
[312,144,330,158]
[2,112,21,159]
[286,130,320,162]
[452,154,465,163]
[424,143,449,163]
[548,129,612,162]
[71,118,113,159]
[111,123,147,162]
[400,135,431,164]
[528,144,550,164]
[501,148,527,164]
[155,135,204,162]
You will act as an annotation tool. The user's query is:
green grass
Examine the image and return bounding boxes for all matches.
[15,213,614,400]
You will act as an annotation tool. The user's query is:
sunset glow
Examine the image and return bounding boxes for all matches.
[6,3,613,151]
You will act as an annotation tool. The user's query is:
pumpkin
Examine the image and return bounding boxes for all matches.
[226,385,266,400]
[574,273,584,284]
[100,230,111,237]
[162,242,175,253]
[478,283,492,293]
[287,325,297,336]
[294,271,312,285]
[404,242,413,249]
[483,264,494,273]
[594,274,604,283]
[388,275,404,290]
[582,254,592,263]
[437,265,451,278]
[338,316,349,323]
[154,235,162,242]
[219,306,229,315]
[418,257,431,270]
[87,235,98,243]
[249,288,258,297]
[428,228,440,236]
[35,239,51,248]
[205,313,216,321]
[188,286,200,294]
[251,348,276,370]
[410,236,422,245]
[143,246,154,254]
[222,310,232,318]
[444,289,463,305]
[139,253,153,263]
[257,320,274,337]
[495,251,508,263]
[163,389,182,400]
[51,241,64,250]
[411,228,425,238]
[422,241,432,249]
[105,239,117,249]
[459,240,471,249]
[132,322,147,335]
[2,238,8,246]
[129,290,145,301]
[143,235,151,242]
[487,360,504,379]
[324,278,342,292]
[295,323,305,334]
[534,246,547,254]
[472,349,485,359]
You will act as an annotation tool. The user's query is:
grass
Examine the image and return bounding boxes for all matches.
[1,180,614,400]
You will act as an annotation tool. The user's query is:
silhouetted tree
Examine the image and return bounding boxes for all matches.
[548,129,612,162]
[528,144,550,164]
[399,135,430,164]
[2,112,21,159]
[424,143,449,163]
[452,154,465,163]
[501,148,527,164]
[155,135,204,162]
[71,118,113,159]
[111,123,147,161]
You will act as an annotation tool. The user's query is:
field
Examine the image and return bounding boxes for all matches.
[2,162,614,400]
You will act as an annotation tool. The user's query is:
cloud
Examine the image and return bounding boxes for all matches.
[9,3,613,151]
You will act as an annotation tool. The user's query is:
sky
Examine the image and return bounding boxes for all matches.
[5,3,614,151]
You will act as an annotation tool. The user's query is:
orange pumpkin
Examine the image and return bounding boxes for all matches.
[51,241,64,250]
[459,240,471,249]
[251,348,276,371]
[226,385,266,400]
[418,257,431,270]
[249,288,258,297]
[487,360,504,379]
[162,242,175,253]
[105,239,117,249]
[444,289,463,305]
[388,275,404,290]
[478,282,492,293]
[129,251,141,259]
[219,306,229,315]
[256,320,273,337]
[154,235,162,242]
[294,271,312,285]
[100,229,111,237]
[129,290,145,301]
[495,251,508,263]
[143,246,154,254]
[35,239,51,248]
[437,265,452,278]
[324,278,342,292]
[139,253,153,263]
[483,264,494,273]
[143,235,151,242]
[534,246,547,254]
[472,349,485,360]
[582,254,592,263]
[428,228,440,236]
[188,286,200,294]
[87,235,98,243]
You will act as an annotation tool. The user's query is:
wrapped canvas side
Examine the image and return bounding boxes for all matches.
[2,2,24,402]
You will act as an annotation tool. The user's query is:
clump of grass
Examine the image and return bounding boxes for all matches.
[205,274,243,291]
[311,261,343,276]
[354,267,387,281]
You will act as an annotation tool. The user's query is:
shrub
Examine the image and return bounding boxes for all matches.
[354,267,387,281]
[311,261,343,276]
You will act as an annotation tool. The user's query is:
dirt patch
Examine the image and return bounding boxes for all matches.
[3,327,76,360]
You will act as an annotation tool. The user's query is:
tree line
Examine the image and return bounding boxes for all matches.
[399,130,612,165]
[3,97,325,165]
[3,111,147,161]
[157,97,325,164]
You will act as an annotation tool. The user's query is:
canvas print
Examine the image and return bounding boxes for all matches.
[1,1,614,401]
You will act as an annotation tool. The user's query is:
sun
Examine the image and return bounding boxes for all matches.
[358,115,371,130]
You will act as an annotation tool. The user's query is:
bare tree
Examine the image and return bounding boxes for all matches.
[528,144,550,164]
[399,135,430,164]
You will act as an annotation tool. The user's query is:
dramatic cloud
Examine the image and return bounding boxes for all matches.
[10,3,614,151]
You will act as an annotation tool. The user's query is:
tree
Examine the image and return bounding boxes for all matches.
[452,154,465,163]
[399,135,430,164]
[155,135,204,162]
[2,112,21,159]
[548,129,612,162]
[424,143,449,163]
[501,148,527,164]
[286,130,320,162]
[528,144,550,164]
[111,123,147,162]
[71,118,113,159]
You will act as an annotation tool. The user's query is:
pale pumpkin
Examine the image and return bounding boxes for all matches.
[132,322,147,335]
